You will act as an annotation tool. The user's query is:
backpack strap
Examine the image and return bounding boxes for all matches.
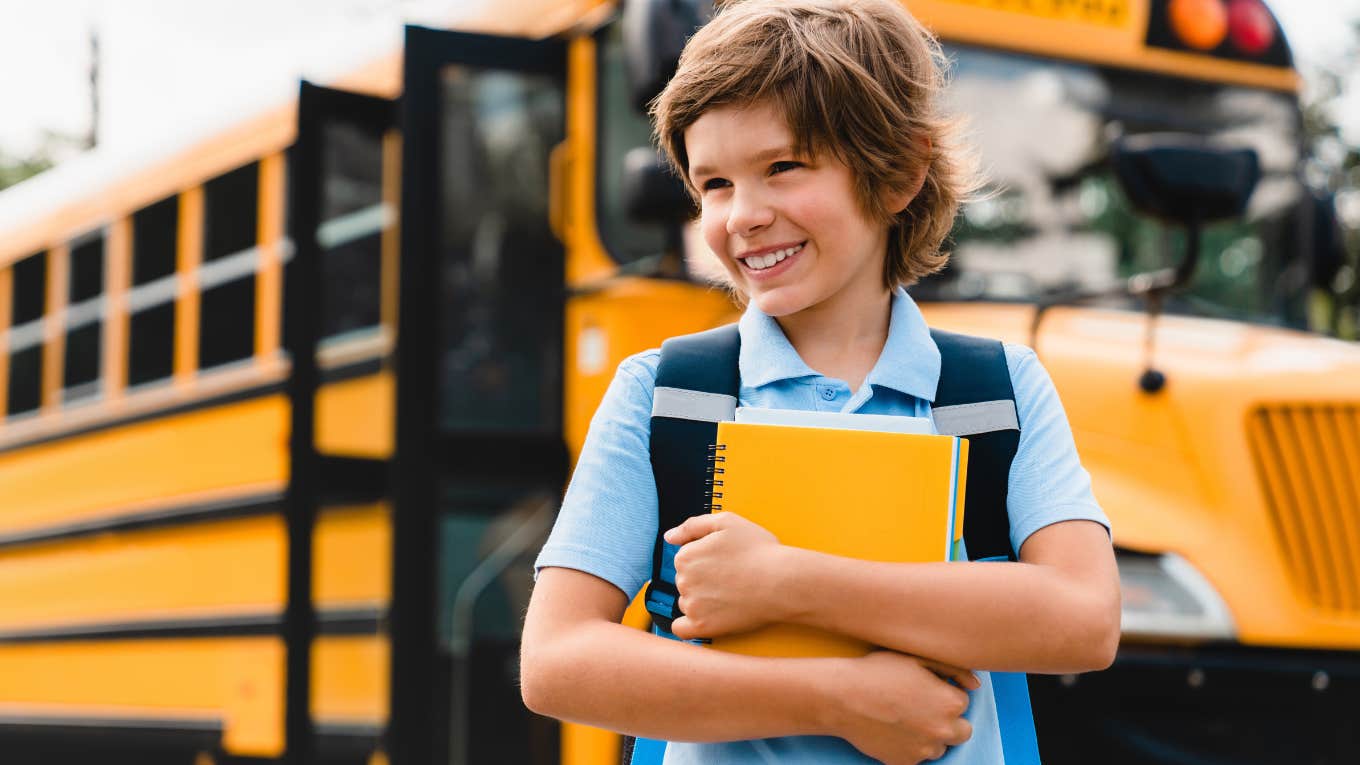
[929,329,1021,562]
[644,323,741,633]
[930,330,1039,765]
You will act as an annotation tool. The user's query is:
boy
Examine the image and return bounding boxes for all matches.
[521,1,1120,763]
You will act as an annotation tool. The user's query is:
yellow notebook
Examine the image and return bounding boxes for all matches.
[706,420,968,658]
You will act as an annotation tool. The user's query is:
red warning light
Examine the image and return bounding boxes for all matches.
[1168,0,1229,51]
[1228,0,1276,56]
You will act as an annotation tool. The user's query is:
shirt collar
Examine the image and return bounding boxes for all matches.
[737,288,942,401]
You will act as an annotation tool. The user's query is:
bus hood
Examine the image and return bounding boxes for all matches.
[920,302,1360,649]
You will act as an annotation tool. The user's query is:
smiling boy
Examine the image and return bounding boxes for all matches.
[520,1,1120,763]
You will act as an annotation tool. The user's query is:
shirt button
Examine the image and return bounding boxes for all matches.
[821,387,835,400]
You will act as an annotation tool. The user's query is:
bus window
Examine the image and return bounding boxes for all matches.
[918,46,1305,327]
[199,162,260,370]
[437,67,565,435]
[318,121,384,342]
[6,251,47,418]
[129,196,179,387]
[62,232,105,402]
[204,162,261,262]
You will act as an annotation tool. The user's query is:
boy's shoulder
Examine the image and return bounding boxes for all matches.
[1000,342,1039,376]
[613,349,663,394]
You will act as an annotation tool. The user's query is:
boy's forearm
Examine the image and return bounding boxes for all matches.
[522,617,834,742]
[776,547,1119,673]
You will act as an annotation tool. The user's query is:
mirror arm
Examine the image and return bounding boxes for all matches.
[1028,218,1202,380]
[1131,218,1200,394]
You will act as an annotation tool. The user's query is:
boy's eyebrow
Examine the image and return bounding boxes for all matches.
[689,145,797,181]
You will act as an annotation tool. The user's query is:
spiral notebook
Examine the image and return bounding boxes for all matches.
[706,418,968,658]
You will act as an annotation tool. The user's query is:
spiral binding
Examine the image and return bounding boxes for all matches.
[705,443,727,511]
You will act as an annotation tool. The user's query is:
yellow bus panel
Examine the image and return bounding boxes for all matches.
[0,515,285,634]
[313,503,391,608]
[312,635,389,726]
[0,638,285,757]
[315,371,395,459]
[0,394,288,539]
[910,0,1299,91]
[0,505,389,635]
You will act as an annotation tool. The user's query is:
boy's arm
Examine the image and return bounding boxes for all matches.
[520,565,978,762]
[666,516,1119,674]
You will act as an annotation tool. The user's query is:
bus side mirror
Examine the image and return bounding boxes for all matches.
[622,0,714,112]
[622,147,695,224]
[1111,134,1261,227]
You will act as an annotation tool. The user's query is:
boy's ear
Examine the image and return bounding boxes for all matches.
[884,139,932,215]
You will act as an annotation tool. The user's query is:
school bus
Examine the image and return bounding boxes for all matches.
[0,0,1354,763]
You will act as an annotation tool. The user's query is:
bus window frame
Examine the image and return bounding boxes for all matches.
[286,78,398,765]
[590,18,673,271]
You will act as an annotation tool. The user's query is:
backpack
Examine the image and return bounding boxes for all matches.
[624,323,1040,765]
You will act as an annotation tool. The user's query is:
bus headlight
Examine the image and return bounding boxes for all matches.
[1118,550,1236,640]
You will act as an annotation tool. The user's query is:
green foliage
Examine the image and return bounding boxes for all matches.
[1299,19,1360,339]
[0,147,55,192]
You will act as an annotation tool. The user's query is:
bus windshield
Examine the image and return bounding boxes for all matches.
[595,29,1308,327]
[919,46,1307,327]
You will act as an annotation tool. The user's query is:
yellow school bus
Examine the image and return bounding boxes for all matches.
[0,0,1354,763]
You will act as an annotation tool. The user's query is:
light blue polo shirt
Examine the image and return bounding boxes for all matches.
[535,288,1109,764]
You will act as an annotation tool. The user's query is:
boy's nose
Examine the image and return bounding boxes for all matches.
[726,187,775,235]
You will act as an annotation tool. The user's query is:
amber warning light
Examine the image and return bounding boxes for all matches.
[1157,0,1285,64]
[1168,0,1227,50]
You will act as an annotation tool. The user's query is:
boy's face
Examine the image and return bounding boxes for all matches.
[684,100,891,319]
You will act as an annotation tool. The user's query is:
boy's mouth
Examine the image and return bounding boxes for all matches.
[739,242,805,272]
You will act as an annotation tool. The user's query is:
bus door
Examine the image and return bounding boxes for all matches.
[288,81,398,765]
[391,27,567,765]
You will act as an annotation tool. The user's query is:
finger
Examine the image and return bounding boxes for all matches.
[922,660,980,691]
[664,514,724,545]
[669,615,697,640]
[947,718,974,747]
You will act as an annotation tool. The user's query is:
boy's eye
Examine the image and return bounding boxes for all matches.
[702,178,731,191]
[769,161,801,174]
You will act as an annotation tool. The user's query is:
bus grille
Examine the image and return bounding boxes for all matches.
[1247,405,1360,614]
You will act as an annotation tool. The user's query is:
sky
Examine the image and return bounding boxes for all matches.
[0,0,480,157]
[0,0,1356,161]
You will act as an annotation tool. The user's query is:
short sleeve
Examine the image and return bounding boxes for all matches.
[533,350,662,599]
[1004,344,1110,554]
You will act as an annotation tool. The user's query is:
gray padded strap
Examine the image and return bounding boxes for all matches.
[932,400,1019,437]
[651,387,737,423]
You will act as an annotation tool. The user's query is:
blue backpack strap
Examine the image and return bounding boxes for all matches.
[645,323,741,632]
[628,324,740,765]
[930,329,1039,765]
[929,329,1021,562]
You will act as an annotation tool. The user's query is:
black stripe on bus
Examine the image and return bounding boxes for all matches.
[0,356,384,458]
[0,492,282,550]
[0,718,381,760]
[0,715,224,763]
[0,607,385,644]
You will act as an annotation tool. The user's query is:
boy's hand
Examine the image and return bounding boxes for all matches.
[822,651,978,764]
[664,512,786,640]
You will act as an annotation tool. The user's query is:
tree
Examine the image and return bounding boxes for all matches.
[1300,19,1360,339]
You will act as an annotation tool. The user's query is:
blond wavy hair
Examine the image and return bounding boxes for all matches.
[651,0,977,290]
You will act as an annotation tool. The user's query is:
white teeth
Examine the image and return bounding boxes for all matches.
[743,243,803,270]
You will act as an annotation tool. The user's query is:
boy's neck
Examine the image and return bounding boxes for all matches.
[776,287,893,394]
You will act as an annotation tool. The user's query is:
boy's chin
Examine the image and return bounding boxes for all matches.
[749,290,812,318]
